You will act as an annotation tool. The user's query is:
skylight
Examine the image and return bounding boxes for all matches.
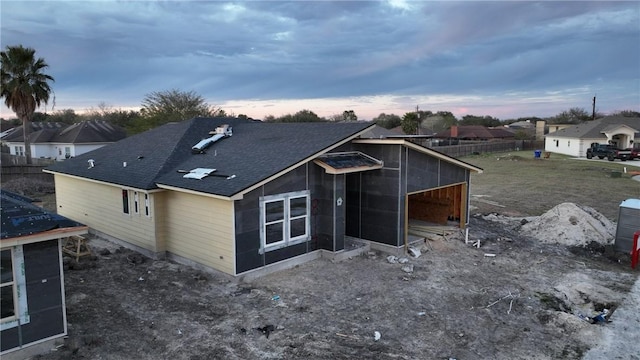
[314,152,383,174]
[182,168,216,179]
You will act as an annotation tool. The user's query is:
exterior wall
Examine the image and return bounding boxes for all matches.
[235,164,313,274]
[6,142,109,161]
[33,144,54,159]
[614,199,640,253]
[311,167,336,252]
[545,136,577,157]
[54,175,159,252]
[162,191,235,275]
[1,240,66,355]
[348,144,402,246]
[70,144,107,159]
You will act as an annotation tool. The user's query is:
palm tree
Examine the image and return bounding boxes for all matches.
[1,45,55,164]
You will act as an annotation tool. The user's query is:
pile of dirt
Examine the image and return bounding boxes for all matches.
[520,203,616,246]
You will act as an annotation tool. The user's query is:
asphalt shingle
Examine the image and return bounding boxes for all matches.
[46,118,374,197]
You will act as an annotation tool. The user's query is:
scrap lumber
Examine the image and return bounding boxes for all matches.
[408,224,458,236]
[63,235,92,262]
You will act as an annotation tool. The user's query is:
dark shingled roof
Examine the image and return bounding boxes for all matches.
[3,120,126,144]
[548,116,640,139]
[1,190,86,239]
[46,118,374,197]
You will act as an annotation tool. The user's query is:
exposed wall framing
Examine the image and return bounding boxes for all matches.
[407,182,467,226]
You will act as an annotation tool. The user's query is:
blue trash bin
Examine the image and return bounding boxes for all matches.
[534,150,542,158]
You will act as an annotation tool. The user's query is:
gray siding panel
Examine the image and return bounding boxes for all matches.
[1,240,65,353]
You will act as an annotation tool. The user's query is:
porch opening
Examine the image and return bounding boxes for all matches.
[407,183,467,227]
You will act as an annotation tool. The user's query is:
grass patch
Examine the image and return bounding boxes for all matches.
[461,151,640,220]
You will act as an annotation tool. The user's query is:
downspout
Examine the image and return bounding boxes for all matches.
[403,146,409,253]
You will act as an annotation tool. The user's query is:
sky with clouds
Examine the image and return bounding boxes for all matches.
[1,1,639,121]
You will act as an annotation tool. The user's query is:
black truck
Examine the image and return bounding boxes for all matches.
[586,143,632,161]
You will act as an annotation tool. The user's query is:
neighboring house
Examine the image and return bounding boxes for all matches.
[504,120,536,139]
[544,116,640,157]
[3,120,126,161]
[45,117,482,278]
[546,123,574,134]
[1,190,88,358]
[506,120,535,130]
[435,125,515,141]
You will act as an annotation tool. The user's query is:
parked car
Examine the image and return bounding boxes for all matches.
[627,147,640,160]
[586,143,632,161]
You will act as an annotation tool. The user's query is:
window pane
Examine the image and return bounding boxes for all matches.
[0,250,13,284]
[290,197,308,218]
[266,223,284,245]
[290,218,307,238]
[265,201,284,222]
[122,190,129,214]
[0,285,15,319]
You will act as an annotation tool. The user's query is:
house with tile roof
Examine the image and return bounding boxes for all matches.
[544,116,640,157]
[3,120,126,161]
[1,190,88,359]
[44,117,482,278]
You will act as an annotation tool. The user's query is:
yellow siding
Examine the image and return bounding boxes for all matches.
[163,191,235,275]
[54,175,158,251]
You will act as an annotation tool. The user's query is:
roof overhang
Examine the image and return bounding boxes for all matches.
[313,151,383,174]
[601,124,638,134]
[156,183,235,201]
[1,226,89,249]
[43,170,165,193]
[353,138,484,174]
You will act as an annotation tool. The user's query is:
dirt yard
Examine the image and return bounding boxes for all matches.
[22,153,639,360]
[29,210,636,359]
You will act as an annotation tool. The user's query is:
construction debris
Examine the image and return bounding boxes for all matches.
[374,331,381,341]
[408,223,459,238]
[408,247,421,258]
[256,325,275,338]
[401,264,414,273]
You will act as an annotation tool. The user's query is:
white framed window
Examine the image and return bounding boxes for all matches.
[259,190,310,253]
[122,190,130,214]
[133,191,140,214]
[1,247,29,330]
[144,193,150,217]
[14,146,24,156]
[64,146,71,158]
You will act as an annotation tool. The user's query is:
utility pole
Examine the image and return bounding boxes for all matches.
[416,105,420,135]
[592,95,596,120]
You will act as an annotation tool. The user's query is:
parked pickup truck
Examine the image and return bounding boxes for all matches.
[586,143,632,161]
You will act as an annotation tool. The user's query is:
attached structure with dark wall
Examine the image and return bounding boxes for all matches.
[1,190,87,358]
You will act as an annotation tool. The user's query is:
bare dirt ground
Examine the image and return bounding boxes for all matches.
[7,155,636,359]
[31,203,638,359]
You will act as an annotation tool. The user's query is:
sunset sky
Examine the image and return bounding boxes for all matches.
[2,1,639,121]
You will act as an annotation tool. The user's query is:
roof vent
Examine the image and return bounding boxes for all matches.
[191,125,232,154]
[88,159,95,168]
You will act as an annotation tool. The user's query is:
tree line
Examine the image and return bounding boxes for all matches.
[2,44,639,164]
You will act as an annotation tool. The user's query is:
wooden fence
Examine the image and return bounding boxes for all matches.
[1,154,55,183]
[418,140,544,158]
